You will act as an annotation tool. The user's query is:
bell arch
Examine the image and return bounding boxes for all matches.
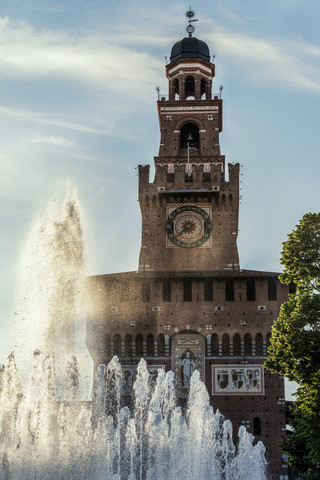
[180,122,200,150]
[200,78,207,99]
[173,78,180,100]
[185,76,195,99]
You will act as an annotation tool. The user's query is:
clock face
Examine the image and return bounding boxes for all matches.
[166,205,212,248]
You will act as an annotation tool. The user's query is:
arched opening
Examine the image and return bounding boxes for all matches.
[255,333,263,356]
[233,333,241,356]
[253,417,261,435]
[200,78,207,99]
[185,76,195,99]
[211,333,219,356]
[113,334,121,356]
[173,79,180,100]
[244,333,252,356]
[147,334,154,356]
[125,334,132,356]
[180,122,199,150]
[158,334,165,356]
[136,334,143,357]
[222,333,230,356]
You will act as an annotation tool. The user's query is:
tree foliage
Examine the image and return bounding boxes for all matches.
[265,213,320,479]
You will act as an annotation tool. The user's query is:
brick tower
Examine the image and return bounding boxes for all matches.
[88,11,289,480]
[138,30,239,272]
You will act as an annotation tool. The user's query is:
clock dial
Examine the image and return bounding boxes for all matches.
[166,205,212,248]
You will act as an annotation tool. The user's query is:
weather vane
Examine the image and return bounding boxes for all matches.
[185,7,198,37]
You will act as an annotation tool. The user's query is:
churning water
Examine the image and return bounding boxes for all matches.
[0,188,267,480]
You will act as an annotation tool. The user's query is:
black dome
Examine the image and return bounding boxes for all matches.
[170,36,210,63]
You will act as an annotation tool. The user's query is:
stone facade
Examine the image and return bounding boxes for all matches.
[87,29,290,480]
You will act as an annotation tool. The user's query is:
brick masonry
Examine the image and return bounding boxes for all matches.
[87,34,290,480]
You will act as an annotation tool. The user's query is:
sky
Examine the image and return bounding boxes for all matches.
[0,0,319,398]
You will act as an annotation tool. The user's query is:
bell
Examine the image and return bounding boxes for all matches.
[186,133,193,143]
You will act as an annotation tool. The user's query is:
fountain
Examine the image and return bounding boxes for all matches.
[0,188,267,479]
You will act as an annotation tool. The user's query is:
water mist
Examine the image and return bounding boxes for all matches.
[0,187,267,479]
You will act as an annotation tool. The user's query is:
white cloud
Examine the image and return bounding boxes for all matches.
[0,104,108,134]
[217,6,247,24]
[0,16,162,97]
[27,135,78,147]
[207,26,320,92]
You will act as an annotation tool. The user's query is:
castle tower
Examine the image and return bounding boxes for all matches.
[88,11,289,480]
[138,15,239,272]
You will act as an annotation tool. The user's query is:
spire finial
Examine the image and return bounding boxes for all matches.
[185,7,198,37]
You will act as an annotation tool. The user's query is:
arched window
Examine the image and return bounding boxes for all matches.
[253,417,261,435]
[147,334,154,356]
[233,333,241,356]
[185,76,195,99]
[158,334,165,356]
[173,79,180,100]
[180,122,199,150]
[211,333,219,356]
[222,334,230,356]
[244,333,252,356]
[136,334,143,357]
[255,333,263,356]
[113,334,121,356]
[125,334,132,357]
[200,78,207,99]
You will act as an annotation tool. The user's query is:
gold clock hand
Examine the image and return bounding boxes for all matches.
[177,223,193,236]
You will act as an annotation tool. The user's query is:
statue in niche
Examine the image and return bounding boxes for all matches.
[180,349,196,387]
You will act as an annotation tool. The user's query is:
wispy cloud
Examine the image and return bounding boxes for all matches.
[0,16,162,97]
[206,26,320,93]
[217,7,247,25]
[27,136,78,147]
[0,104,107,134]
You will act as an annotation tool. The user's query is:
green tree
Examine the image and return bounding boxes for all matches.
[265,212,320,479]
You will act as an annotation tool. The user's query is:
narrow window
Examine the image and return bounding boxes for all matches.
[268,278,277,301]
[158,334,165,356]
[146,334,154,356]
[113,334,121,356]
[204,278,213,301]
[244,333,252,355]
[222,334,230,355]
[225,279,234,301]
[247,278,256,301]
[200,78,207,99]
[125,334,132,356]
[162,278,171,302]
[136,334,143,357]
[183,279,192,302]
[185,76,195,99]
[173,79,180,100]
[233,333,241,356]
[211,333,219,356]
[255,333,263,356]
